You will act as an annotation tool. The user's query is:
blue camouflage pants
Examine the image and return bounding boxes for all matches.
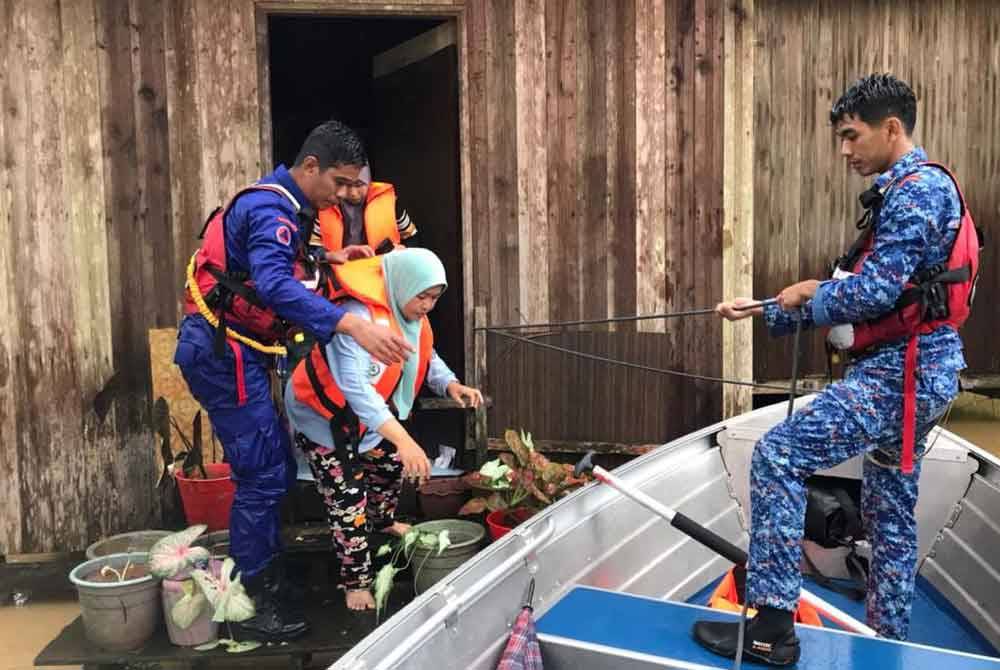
[745,359,958,640]
[174,315,295,579]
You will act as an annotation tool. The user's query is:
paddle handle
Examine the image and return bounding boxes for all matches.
[671,511,749,567]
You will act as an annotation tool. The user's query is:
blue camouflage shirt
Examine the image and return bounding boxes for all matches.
[224,165,345,344]
[764,147,967,376]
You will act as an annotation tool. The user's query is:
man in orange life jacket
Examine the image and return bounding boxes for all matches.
[311,164,417,255]
[174,120,413,642]
[694,74,978,665]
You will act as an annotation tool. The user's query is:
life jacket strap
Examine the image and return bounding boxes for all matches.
[304,345,363,480]
[901,335,919,475]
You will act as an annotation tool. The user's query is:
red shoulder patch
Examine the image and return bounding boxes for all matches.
[275,225,292,246]
[276,215,298,231]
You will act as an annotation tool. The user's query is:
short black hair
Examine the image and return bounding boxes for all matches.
[294,120,368,169]
[830,74,917,134]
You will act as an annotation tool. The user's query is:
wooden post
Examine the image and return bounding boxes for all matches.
[465,306,489,468]
[722,0,755,418]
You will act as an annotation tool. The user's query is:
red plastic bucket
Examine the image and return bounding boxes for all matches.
[485,508,535,541]
[174,463,235,531]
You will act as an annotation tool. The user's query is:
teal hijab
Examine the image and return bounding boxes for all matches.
[381,248,447,419]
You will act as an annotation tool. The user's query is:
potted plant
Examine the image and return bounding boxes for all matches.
[170,411,235,532]
[417,476,471,520]
[459,429,591,540]
[149,524,218,647]
[188,557,261,653]
[371,520,484,621]
[69,552,160,652]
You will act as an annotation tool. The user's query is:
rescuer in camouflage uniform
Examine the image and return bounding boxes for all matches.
[694,74,967,665]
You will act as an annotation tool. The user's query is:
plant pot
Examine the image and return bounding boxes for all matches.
[411,519,485,594]
[193,530,230,558]
[418,476,470,520]
[85,530,172,560]
[69,553,160,652]
[485,508,535,541]
[174,463,235,531]
[161,559,222,647]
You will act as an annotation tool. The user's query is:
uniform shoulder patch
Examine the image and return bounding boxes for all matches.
[275,225,292,246]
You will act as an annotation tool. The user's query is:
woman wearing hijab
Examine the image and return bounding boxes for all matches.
[286,247,482,610]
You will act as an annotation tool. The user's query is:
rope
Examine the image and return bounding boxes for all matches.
[477,300,777,332]
[185,253,287,356]
[485,328,802,394]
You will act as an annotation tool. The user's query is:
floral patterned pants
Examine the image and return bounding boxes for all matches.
[296,434,404,590]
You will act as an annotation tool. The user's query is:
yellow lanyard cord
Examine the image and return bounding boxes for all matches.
[185,254,287,356]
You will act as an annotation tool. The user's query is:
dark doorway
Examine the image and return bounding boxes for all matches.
[268,15,465,462]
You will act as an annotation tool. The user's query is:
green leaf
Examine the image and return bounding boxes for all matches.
[171,591,207,629]
[479,459,511,487]
[373,564,397,617]
[402,529,419,558]
[435,530,451,556]
[193,640,221,651]
[225,640,262,653]
[375,543,393,557]
[417,533,438,549]
[192,558,255,623]
[215,576,255,623]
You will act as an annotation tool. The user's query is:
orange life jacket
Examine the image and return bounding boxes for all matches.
[708,567,823,627]
[317,182,400,254]
[290,256,434,439]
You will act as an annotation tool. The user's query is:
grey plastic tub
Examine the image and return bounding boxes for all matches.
[411,519,485,594]
[85,530,171,560]
[69,552,160,651]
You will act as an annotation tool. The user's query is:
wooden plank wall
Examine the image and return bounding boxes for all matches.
[471,0,727,444]
[0,0,265,554]
[722,0,754,417]
[0,0,156,555]
[754,0,1000,381]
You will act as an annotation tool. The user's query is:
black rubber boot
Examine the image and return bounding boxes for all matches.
[270,556,308,611]
[233,566,310,643]
[693,606,800,667]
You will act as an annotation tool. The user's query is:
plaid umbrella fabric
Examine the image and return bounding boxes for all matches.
[496,606,543,670]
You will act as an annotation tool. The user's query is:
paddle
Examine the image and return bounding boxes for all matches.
[574,451,877,637]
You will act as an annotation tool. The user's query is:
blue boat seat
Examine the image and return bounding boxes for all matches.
[536,586,1000,670]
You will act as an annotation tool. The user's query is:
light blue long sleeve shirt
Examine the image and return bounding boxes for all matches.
[285,299,458,453]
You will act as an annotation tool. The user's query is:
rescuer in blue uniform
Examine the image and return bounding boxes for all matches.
[175,120,413,641]
[695,75,972,665]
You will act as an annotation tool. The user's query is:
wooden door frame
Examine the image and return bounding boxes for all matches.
[253,1,477,425]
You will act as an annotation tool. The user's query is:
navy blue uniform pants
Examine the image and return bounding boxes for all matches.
[174,315,295,578]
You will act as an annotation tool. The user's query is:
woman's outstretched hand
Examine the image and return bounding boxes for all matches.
[447,382,484,408]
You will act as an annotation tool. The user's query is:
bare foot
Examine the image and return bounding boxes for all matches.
[384,521,412,538]
[345,589,375,611]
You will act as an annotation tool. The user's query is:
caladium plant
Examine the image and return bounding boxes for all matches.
[372,528,451,623]
[171,579,209,630]
[191,557,255,624]
[149,524,211,579]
